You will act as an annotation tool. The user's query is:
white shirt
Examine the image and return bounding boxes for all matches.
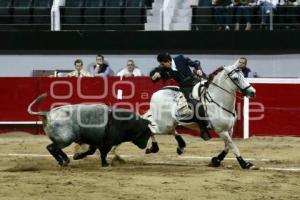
[66,69,92,77]
[117,67,143,77]
[171,59,178,71]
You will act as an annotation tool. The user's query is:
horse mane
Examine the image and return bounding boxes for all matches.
[207,66,224,83]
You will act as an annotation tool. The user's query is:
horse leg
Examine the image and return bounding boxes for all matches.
[73,145,97,160]
[211,128,233,167]
[145,134,159,154]
[174,131,186,155]
[214,131,256,169]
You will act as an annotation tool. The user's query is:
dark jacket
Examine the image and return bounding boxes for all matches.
[241,67,251,78]
[150,55,206,88]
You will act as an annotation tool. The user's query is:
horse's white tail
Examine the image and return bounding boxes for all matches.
[27,93,48,116]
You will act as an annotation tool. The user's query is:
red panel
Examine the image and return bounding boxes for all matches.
[0,78,39,121]
[0,78,299,137]
[249,83,300,136]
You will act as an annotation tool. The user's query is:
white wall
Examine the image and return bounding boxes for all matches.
[0,54,299,77]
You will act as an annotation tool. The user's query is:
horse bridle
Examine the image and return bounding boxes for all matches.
[227,68,252,96]
[201,68,252,117]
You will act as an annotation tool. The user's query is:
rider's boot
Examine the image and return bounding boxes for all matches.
[195,101,212,141]
[198,120,211,141]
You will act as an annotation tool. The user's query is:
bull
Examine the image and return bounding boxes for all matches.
[27,94,152,167]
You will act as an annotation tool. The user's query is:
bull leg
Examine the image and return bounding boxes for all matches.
[73,145,97,160]
[47,143,69,166]
[99,146,112,167]
[174,132,186,155]
[145,134,159,154]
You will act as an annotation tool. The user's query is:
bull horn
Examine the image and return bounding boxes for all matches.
[27,93,48,116]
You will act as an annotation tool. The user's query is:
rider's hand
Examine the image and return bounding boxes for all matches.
[152,72,161,80]
[196,70,203,77]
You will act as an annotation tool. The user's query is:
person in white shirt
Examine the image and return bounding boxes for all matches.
[66,59,91,77]
[117,59,143,77]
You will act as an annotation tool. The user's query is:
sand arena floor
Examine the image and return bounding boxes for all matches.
[0,132,300,200]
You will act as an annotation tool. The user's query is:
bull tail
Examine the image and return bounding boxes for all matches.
[27,93,48,116]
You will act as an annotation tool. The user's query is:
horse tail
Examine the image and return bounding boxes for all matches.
[27,93,48,116]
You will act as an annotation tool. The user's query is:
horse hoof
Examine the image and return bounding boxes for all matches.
[242,162,259,170]
[210,157,221,167]
[176,147,184,155]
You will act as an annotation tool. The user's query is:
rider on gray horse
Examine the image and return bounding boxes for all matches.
[150,53,211,141]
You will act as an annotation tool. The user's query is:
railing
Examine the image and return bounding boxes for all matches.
[191,5,300,31]
[0,4,299,31]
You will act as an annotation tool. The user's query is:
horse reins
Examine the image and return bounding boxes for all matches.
[201,67,251,117]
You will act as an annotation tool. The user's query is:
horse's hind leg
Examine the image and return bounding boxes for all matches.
[73,145,97,160]
[145,134,159,154]
[174,132,186,155]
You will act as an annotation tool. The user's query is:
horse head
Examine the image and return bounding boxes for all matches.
[224,59,256,98]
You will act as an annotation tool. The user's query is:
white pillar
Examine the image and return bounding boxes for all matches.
[51,0,65,31]
[243,96,249,139]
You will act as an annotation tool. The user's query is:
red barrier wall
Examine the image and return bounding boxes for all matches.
[249,83,300,136]
[0,77,299,137]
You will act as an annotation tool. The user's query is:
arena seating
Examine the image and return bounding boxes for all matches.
[0,0,151,31]
[61,0,149,31]
[0,0,13,30]
[83,0,106,24]
[0,0,53,30]
[32,0,52,29]
[191,0,300,31]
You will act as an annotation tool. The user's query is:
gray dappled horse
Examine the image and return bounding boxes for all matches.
[144,60,257,169]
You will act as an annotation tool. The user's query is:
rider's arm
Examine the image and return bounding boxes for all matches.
[183,56,207,78]
[150,67,169,83]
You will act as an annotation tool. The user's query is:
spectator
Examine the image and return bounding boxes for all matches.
[89,54,113,76]
[238,57,254,77]
[257,0,279,29]
[117,59,143,77]
[150,53,211,141]
[213,0,234,30]
[66,59,91,77]
[234,0,256,30]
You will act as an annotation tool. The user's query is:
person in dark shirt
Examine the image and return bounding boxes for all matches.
[89,54,113,76]
[238,57,252,77]
[150,53,211,141]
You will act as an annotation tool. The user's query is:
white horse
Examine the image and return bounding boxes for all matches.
[144,60,257,169]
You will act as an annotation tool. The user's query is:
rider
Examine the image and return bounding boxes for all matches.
[150,53,211,141]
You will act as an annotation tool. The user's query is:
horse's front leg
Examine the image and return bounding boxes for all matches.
[213,131,257,169]
[211,128,232,167]
[145,134,159,154]
[174,131,186,155]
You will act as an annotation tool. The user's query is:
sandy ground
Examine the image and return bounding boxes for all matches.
[0,132,300,200]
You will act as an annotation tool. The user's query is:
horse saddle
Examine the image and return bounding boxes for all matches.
[192,79,207,101]
[173,93,194,124]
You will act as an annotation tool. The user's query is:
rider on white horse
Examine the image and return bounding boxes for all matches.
[150,53,211,141]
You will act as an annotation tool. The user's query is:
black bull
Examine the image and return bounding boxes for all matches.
[28,94,152,167]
